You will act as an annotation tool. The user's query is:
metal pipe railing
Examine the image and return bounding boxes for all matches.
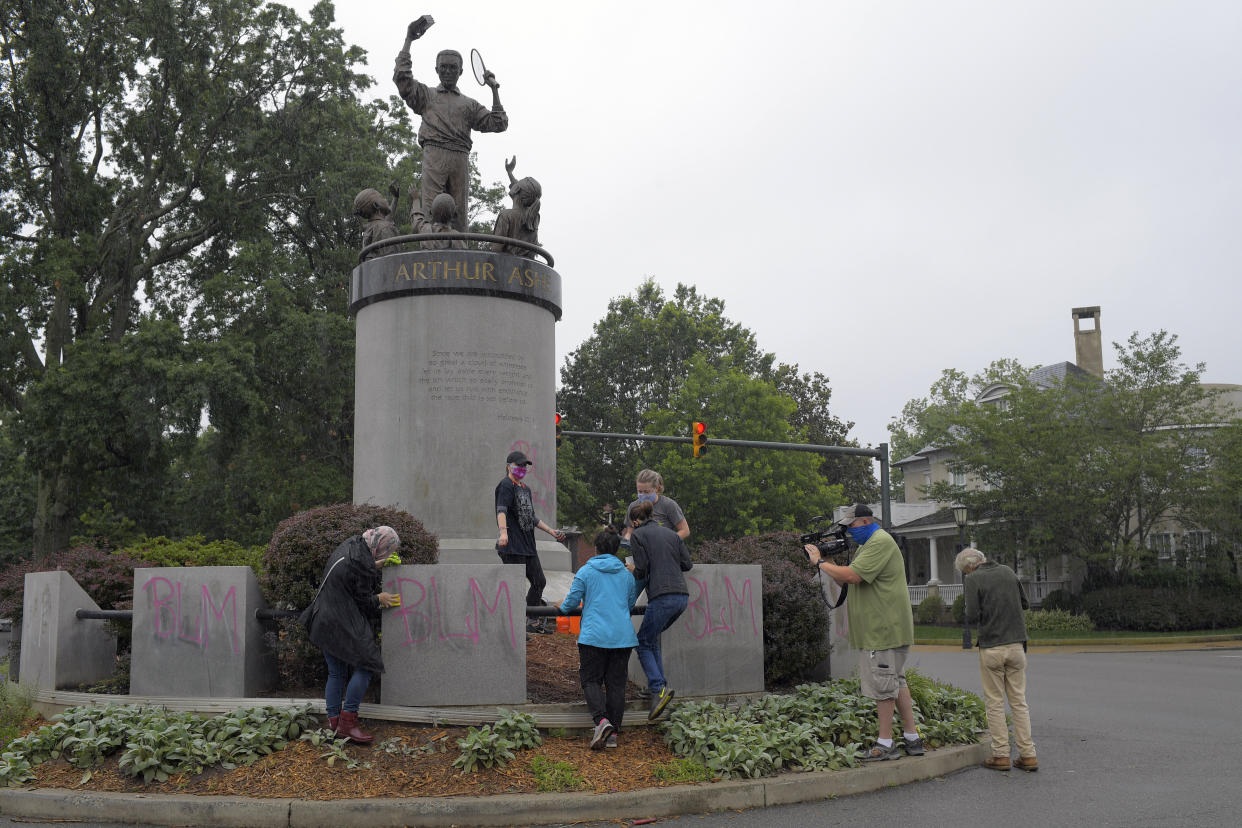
[75,604,644,622]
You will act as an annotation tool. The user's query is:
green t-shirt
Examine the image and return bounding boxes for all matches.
[844,528,914,651]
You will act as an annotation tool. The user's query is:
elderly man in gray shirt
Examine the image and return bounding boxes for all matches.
[394,19,508,231]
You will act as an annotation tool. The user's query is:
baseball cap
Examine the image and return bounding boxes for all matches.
[506,450,532,466]
[835,503,875,527]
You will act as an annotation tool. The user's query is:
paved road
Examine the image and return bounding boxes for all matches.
[548,646,1242,828]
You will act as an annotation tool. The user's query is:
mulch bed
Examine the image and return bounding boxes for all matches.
[25,633,685,799]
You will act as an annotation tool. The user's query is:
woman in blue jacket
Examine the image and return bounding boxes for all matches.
[560,527,638,749]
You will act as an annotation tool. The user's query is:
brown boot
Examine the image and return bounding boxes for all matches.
[337,711,373,744]
[983,756,1011,771]
[1014,756,1039,772]
[327,715,340,735]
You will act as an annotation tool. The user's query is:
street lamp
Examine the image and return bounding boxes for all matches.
[953,505,971,649]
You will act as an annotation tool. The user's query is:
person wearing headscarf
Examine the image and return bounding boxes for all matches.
[303,526,401,743]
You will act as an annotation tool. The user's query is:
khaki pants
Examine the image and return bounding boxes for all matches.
[978,643,1035,759]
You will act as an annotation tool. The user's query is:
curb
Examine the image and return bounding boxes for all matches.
[0,743,988,828]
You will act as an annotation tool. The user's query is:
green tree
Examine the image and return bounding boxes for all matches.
[0,1,513,557]
[0,0,399,560]
[888,360,1028,500]
[0,417,34,563]
[1198,418,1242,577]
[931,332,1221,581]
[643,357,842,539]
[557,280,857,538]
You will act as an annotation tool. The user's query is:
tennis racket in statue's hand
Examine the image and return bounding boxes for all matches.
[471,48,498,89]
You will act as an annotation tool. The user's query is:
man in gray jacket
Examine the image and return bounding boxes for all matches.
[956,547,1038,773]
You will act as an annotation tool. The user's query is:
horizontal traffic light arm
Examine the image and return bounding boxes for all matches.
[559,430,885,460]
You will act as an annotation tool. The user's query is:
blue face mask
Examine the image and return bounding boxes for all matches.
[636,492,657,503]
[848,523,879,545]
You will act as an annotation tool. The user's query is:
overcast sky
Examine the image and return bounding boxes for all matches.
[286,0,1242,456]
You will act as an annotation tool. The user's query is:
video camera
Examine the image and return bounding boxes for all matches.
[799,516,850,565]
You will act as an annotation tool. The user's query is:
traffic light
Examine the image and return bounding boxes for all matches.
[555,412,563,448]
[691,421,707,458]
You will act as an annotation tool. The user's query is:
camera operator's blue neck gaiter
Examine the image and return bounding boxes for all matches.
[848,523,880,546]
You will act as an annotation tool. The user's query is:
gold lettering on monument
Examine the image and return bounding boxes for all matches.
[387,258,547,294]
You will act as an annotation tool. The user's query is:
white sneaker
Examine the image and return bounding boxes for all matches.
[590,718,614,750]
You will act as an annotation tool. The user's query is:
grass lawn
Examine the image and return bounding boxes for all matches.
[915,625,1242,642]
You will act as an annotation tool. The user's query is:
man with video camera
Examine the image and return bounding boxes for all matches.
[804,503,922,761]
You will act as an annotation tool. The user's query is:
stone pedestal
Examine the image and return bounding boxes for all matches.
[19,571,116,691]
[379,564,527,706]
[350,249,566,567]
[828,580,860,680]
[627,564,764,696]
[130,566,276,697]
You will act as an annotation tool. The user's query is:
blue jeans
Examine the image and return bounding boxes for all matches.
[636,593,688,693]
[324,652,372,716]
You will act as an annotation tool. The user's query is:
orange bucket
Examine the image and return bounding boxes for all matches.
[556,616,571,634]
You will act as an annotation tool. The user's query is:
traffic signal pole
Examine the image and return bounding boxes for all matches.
[559,430,893,528]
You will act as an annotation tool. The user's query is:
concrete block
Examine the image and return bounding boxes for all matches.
[828,584,861,680]
[130,567,276,697]
[629,564,764,696]
[18,571,117,690]
[380,564,527,706]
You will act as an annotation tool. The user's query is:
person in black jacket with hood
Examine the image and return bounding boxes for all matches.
[626,500,693,720]
[304,526,401,744]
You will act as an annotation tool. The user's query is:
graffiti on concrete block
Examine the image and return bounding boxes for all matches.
[386,575,520,649]
[141,577,241,655]
[682,575,759,639]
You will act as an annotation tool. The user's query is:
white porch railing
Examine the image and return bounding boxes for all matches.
[908,579,1070,607]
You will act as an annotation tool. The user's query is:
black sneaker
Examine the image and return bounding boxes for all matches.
[903,737,925,756]
[526,619,552,635]
[862,741,903,762]
[648,687,675,720]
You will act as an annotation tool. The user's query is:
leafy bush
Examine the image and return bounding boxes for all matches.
[695,532,829,687]
[0,703,316,787]
[916,594,946,625]
[904,669,987,747]
[951,593,966,624]
[1080,585,1242,632]
[1039,588,1078,613]
[660,671,984,780]
[453,725,516,772]
[117,535,264,577]
[493,709,542,750]
[0,544,144,628]
[259,503,438,689]
[452,709,543,773]
[1023,608,1095,633]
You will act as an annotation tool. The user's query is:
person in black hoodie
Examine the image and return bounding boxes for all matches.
[303,526,401,744]
[626,500,693,720]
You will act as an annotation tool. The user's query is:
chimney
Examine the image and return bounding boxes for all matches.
[1072,306,1103,378]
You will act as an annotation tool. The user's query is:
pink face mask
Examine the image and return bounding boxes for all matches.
[511,464,528,480]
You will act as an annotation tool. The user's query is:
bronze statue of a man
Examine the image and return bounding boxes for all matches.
[394,16,508,233]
